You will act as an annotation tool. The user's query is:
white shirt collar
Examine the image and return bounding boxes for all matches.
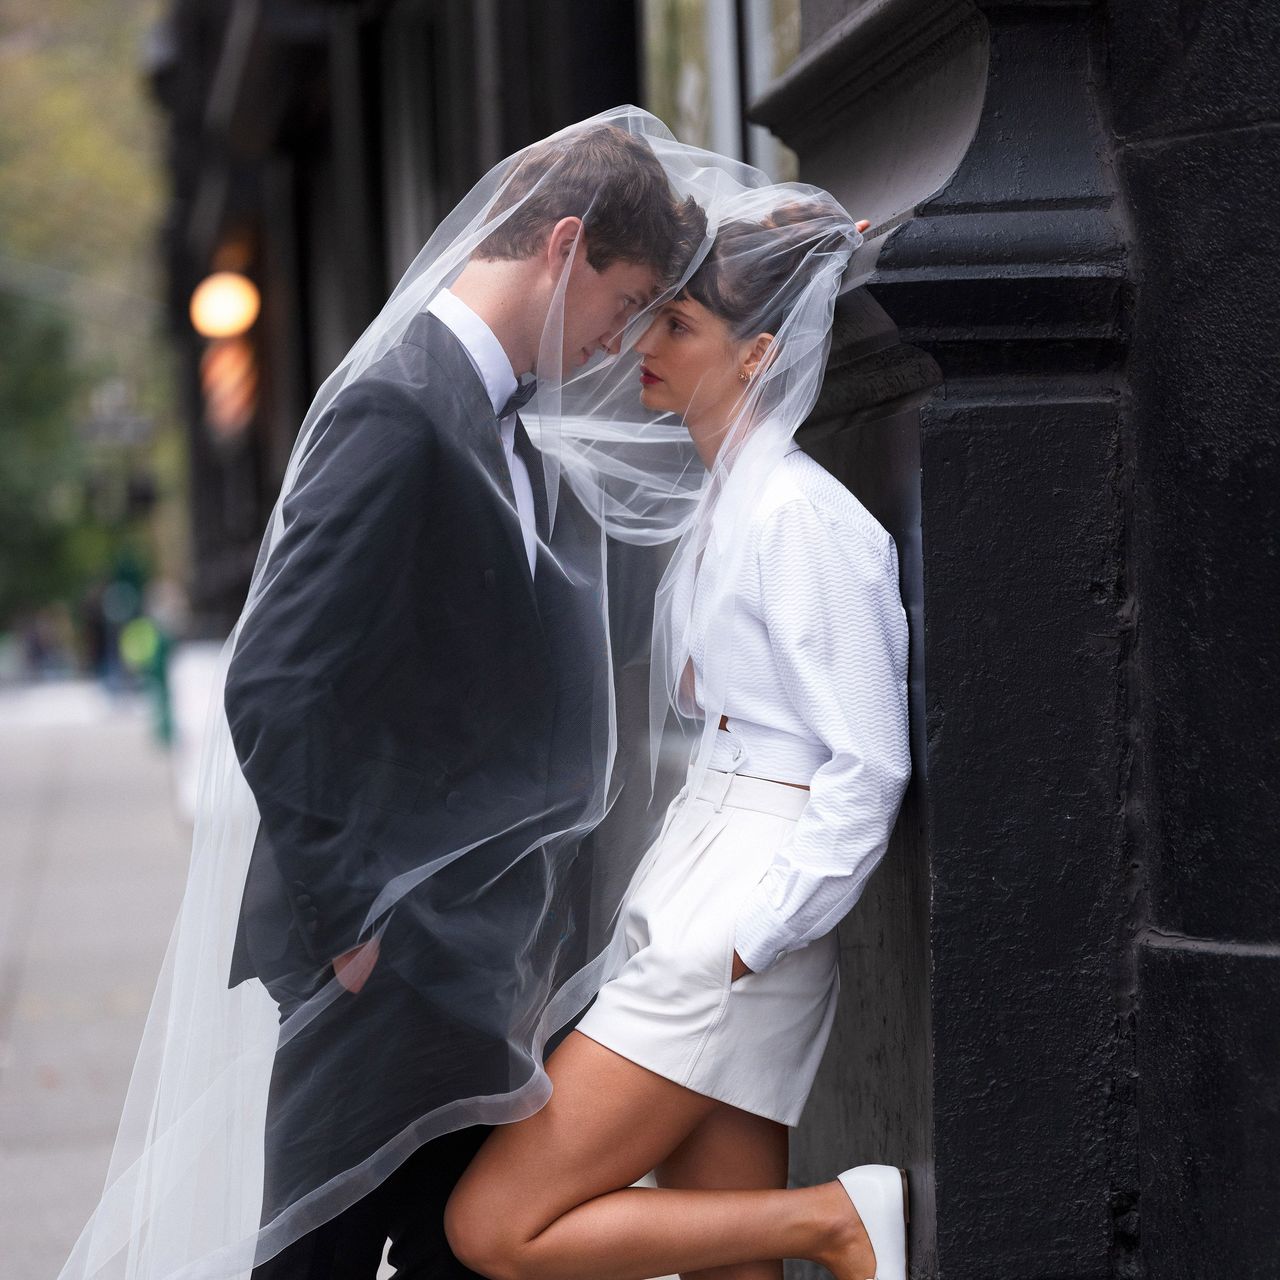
[426,286,518,420]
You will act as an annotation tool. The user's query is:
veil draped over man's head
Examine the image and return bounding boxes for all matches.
[60,106,874,1280]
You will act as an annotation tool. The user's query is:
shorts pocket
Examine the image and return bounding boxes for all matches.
[720,914,741,990]
[718,824,791,991]
[720,876,765,991]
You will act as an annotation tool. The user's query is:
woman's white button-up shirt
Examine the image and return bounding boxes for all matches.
[678,448,912,975]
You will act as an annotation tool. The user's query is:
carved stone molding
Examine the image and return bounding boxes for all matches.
[753,0,986,150]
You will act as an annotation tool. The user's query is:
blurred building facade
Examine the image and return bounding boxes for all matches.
[149,2,1278,1278]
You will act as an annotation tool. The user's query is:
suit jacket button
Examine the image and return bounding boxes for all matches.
[445,790,464,814]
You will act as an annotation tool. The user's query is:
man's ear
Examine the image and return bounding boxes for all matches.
[545,216,585,271]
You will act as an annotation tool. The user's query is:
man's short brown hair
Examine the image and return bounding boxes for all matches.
[475,123,705,287]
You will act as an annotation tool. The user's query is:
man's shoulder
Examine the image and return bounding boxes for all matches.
[322,320,484,443]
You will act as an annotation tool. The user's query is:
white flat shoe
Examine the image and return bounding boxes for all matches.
[835,1164,909,1280]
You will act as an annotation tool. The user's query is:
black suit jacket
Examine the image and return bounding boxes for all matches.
[224,312,606,999]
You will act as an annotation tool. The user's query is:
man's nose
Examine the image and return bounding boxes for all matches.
[602,328,624,357]
[634,319,659,355]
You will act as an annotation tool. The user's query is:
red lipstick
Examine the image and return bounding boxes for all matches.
[640,364,662,385]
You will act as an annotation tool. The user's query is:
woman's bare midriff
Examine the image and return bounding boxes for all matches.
[717,714,811,791]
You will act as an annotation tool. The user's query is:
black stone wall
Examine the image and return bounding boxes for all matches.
[1107,3,1280,1276]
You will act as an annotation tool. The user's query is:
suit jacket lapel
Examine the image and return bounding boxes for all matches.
[419,315,518,503]
[410,312,540,619]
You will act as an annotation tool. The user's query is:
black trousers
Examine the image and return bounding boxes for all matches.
[249,1123,493,1279]
[251,954,508,1279]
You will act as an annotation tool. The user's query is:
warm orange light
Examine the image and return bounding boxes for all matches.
[189,271,260,338]
[200,337,257,439]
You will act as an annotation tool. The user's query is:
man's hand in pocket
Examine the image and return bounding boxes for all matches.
[333,936,380,994]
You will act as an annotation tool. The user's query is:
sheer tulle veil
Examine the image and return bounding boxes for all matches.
[58,105,874,1280]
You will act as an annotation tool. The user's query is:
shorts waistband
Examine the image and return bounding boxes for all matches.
[692,768,811,819]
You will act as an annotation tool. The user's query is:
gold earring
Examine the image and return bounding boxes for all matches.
[739,370,750,382]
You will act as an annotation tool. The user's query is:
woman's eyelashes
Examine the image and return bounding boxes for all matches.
[666,316,689,336]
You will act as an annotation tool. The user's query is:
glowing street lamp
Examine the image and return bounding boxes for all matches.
[189,271,260,338]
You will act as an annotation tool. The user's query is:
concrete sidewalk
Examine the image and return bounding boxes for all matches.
[0,681,188,1276]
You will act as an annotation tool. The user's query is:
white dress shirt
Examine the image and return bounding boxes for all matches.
[676,448,912,974]
[426,287,538,577]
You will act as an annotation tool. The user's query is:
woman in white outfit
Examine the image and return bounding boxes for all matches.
[446,192,914,1280]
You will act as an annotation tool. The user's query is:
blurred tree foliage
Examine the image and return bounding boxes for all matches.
[0,0,162,298]
[0,292,101,624]
[0,0,186,640]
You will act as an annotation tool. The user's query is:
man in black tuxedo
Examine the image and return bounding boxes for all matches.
[222,125,704,1278]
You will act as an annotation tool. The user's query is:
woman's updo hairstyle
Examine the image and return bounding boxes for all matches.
[679,198,857,340]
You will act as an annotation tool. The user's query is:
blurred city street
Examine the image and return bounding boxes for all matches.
[0,681,188,1275]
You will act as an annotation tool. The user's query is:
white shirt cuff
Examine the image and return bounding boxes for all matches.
[733,889,793,974]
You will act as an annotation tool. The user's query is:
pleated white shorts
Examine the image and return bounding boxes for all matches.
[573,768,841,1127]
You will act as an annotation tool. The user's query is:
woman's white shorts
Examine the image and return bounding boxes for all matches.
[573,767,840,1128]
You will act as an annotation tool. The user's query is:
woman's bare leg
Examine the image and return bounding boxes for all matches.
[652,1102,790,1280]
[443,1030,875,1280]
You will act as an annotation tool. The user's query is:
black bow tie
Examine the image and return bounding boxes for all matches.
[498,378,538,419]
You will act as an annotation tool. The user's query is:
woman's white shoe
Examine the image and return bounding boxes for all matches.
[834,1164,909,1280]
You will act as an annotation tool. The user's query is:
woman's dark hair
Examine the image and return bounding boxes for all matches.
[680,199,853,338]
[475,123,706,287]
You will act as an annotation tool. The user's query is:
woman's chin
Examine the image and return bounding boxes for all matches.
[639,383,669,412]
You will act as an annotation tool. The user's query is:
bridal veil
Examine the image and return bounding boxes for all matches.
[59,105,878,1279]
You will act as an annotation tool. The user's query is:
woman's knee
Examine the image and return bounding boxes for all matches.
[443,1183,522,1280]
